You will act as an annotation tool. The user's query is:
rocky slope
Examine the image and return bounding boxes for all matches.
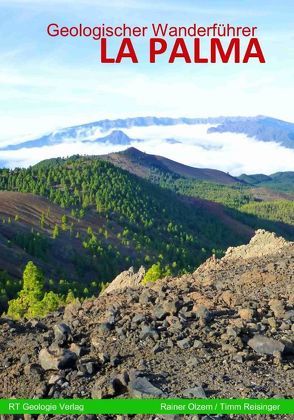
[0,230,293,418]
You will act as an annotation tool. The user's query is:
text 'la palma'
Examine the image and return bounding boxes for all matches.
[100,38,266,63]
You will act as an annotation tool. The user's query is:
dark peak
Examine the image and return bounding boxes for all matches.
[94,130,134,145]
[122,147,145,155]
[119,147,150,160]
[103,130,130,139]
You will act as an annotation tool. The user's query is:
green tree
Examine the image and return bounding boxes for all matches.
[42,291,62,313]
[40,212,45,228]
[142,262,162,284]
[61,215,68,231]
[7,262,63,320]
[52,224,59,239]
[142,262,172,284]
[7,261,44,319]
[65,289,75,304]
[22,261,44,298]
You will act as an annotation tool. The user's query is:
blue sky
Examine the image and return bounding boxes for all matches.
[0,0,293,143]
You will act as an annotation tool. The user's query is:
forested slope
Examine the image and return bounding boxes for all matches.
[0,157,254,314]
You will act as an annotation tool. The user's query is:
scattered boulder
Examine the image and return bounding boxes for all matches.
[248,335,285,355]
[154,307,168,321]
[182,386,207,398]
[284,310,294,320]
[163,300,181,315]
[132,314,145,325]
[24,363,43,378]
[48,374,62,385]
[269,299,285,318]
[91,372,129,399]
[139,289,154,305]
[194,305,212,325]
[98,322,113,334]
[70,343,84,357]
[20,354,30,365]
[193,340,203,349]
[177,338,192,350]
[102,266,145,296]
[226,326,239,338]
[91,379,116,399]
[267,317,277,329]
[77,358,99,376]
[166,316,182,332]
[140,325,159,341]
[239,308,254,321]
[63,300,82,322]
[39,348,77,370]
[128,376,166,398]
[221,291,237,307]
[54,323,72,345]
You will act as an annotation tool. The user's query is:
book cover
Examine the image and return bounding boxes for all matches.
[0,0,293,416]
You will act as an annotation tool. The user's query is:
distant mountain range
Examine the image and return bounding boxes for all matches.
[238,172,294,194]
[1,115,294,151]
[2,129,136,150]
[208,117,294,147]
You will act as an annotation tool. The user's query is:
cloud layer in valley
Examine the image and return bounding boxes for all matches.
[1,124,293,176]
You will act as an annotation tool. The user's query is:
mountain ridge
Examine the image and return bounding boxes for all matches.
[29,148,294,212]
[100,147,241,185]
[1,115,294,152]
[238,171,294,194]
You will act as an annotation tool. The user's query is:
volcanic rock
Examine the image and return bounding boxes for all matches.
[128,376,166,398]
[39,348,77,370]
[0,230,293,400]
[247,335,285,355]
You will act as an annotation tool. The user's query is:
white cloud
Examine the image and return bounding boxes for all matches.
[123,125,294,175]
[1,59,293,145]
[1,124,293,175]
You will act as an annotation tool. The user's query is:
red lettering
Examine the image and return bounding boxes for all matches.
[47,23,59,37]
[169,38,191,63]
[100,38,115,63]
[151,23,168,37]
[101,38,138,63]
[243,38,266,63]
[194,38,208,63]
[150,38,167,63]
[211,38,240,63]
[116,38,138,63]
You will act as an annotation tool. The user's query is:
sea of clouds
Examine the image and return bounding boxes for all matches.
[0,124,293,176]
